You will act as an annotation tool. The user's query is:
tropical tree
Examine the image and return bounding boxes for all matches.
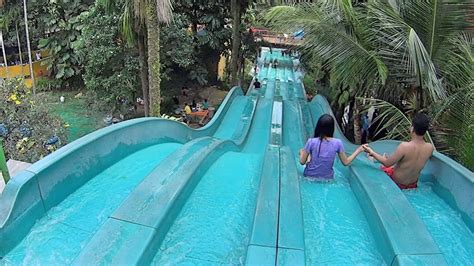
[265,0,473,168]
[229,0,302,86]
[99,0,172,116]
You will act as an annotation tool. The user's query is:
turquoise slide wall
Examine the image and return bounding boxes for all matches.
[0,48,472,265]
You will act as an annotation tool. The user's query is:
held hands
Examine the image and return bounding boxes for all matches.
[362,144,373,155]
[355,145,365,154]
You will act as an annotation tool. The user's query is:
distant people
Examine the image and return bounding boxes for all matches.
[181,87,188,97]
[184,103,192,115]
[172,96,179,105]
[269,47,273,54]
[360,113,369,144]
[254,78,261,89]
[191,99,197,109]
[202,99,209,110]
[363,113,434,189]
[35,52,41,61]
[60,96,65,103]
[300,114,364,181]
[273,59,279,68]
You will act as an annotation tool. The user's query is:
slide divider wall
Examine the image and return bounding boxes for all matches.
[73,96,259,264]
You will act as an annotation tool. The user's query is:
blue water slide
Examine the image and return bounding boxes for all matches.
[0,47,472,265]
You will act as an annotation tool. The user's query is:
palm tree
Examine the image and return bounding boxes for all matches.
[265,0,473,167]
[99,0,172,116]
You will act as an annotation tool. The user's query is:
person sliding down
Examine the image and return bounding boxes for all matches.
[363,113,434,189]
[299,114,364,181]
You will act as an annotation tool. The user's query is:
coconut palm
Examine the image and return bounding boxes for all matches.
[265,0,473,167]
[99,0,172,116]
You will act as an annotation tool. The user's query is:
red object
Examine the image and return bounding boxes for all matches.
[380,166,417,189]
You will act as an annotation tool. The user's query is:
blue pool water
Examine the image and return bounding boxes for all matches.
[152,99,273,264]
[152,153,262,264]
[2,143,182,265]
[404,183,474,264]
[281,91,384,265]
[299,163,385,265]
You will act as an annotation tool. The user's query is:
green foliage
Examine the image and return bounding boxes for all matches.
[75,6,139,113]
[172,0,232,83]
[265,1,473,168]
[160,14,205,84]
[36,0,93,84]
[0,78,67,162]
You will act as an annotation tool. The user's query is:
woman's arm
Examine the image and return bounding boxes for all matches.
[299,149,310,165]
[338,146,364,166]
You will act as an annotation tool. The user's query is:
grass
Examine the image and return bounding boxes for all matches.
[39,90,106,142]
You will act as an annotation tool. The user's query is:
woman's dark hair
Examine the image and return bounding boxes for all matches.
[314,114,335,138]
[313,114,335,157]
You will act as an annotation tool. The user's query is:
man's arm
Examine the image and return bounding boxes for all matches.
[363,143,406,167]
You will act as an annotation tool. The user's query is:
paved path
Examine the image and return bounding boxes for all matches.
[0,159,32,194]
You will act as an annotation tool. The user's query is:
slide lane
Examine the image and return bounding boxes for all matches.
[151,59,276,264]
[2,143,182,264]
[282,100,384,265]
[152,99,274,264]
[1,90,253,264]
[404,181,474,264]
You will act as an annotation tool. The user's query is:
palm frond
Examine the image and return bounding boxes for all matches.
[430,86,473,166]
[367,1,446,102]
[436,32,474,91]
[399,0,472,58]
[357,97,412,141]
[265,3,387,91]
[120,1,136,44]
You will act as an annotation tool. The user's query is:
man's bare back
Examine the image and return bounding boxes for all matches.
[362,113,433,189]
[391,140,434,185]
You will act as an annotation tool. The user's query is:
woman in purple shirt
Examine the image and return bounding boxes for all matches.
[299,114,363,181]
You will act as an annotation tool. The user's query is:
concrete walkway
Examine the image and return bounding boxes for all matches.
[0,159,32,194]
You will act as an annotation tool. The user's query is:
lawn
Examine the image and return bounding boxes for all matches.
[40,91,106,142]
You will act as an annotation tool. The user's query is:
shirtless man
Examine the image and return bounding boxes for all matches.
[362,113,434,189]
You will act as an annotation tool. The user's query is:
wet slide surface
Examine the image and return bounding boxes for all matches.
[1,47,473,265]
[2,90,261,264]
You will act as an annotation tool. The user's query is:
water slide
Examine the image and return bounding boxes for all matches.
[0,48,473,265]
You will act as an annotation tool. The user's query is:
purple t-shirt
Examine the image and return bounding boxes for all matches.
[303,138,345,179]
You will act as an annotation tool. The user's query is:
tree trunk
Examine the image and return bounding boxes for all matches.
[230,0,241,85]
[15,23,23,67]
[238,55,245,87]
[24,0,35,93]
[352,99,361,144]
[147,3,161,117]
[138,32,150,116]
[0,30,9,77]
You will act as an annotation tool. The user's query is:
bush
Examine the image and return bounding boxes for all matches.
[0,78,67,162]
[76,6,140,115]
